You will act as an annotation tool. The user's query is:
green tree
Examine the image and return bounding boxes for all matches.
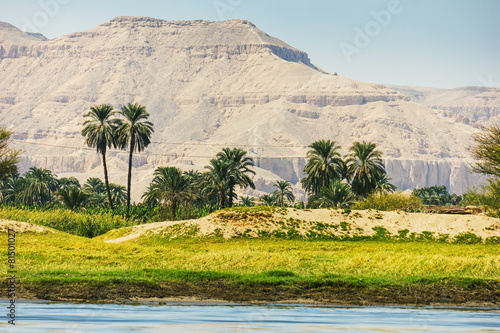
[109,183,127,206]
[301,139,344,196]
[204,158,231,208]
[373,174,397,195]
[82,104,121,209]
[346,141,386,197]
[23,167,59,205]
[308,179,355,209]
[117,103,154,212]
[272,180,295,207]
[260,194,276,206]
[239,196,255,207]
[0,128,20,180]
[1,173,24,205]
[142,167,189,220]
[57,185,89,210]
[83,177,105,195]
[58,177,81,188]
[471,123,500,178]
[216,148,255,207]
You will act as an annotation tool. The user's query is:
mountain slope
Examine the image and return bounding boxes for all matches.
[0,16,487,198]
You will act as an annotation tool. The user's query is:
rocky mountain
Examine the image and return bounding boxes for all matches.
[0,16,492,201]
[388,85,500,127]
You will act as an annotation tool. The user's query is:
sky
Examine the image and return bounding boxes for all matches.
[0,0,499,88]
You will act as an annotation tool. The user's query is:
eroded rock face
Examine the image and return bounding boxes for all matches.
[1,16,491,199]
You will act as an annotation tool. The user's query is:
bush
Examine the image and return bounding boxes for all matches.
[352,191,422,211]
[462,180,500,217]
[0,206,136,238]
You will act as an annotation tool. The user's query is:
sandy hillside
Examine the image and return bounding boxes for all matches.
[103,208,500,243]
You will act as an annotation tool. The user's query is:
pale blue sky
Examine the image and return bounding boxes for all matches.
[1,0,499,88]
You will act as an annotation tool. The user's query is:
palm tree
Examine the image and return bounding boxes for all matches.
[82,104,121,209]
[142,167,189,220]
[216,148,255,207]
[346,141,386,197]
[272,180,295,207]
[83,177,105,195]
[301,139,344,196]
[1,174,24,205]
[373,174,397,195]
[260,194,276,206]
[239,196,255,207]
[23,167,59,205]
[310,179,355,209]
[109,183,127,206]
[205,158,231,208]
[57,185,89,210]
[199,171,221,212]
[58,177,81,188]
[117,103,154,212]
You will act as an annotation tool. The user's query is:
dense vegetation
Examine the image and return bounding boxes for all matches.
[1,105,499,238]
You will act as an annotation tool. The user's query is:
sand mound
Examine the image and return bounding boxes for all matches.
[0,219,56,233]
[103,208,500,243]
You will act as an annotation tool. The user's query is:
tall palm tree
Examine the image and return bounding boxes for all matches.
[272,180,295,207]
[301,139,344,196]
[142,167,189,220]
[82,104,121,209]
[117,103,154,212]
[23,167,59,205]
[205,158,231,208]
[216,148,255,207]
[346,141,386,197]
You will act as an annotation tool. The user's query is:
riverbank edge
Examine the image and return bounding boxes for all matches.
[5,279,500,308]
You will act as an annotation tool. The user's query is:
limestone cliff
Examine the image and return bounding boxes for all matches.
[0,16,491,200]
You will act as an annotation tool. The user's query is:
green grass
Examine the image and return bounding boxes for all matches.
[0,207,136,238]
[3,231,500,283]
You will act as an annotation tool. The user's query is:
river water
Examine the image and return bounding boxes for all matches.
[3,301,500,332]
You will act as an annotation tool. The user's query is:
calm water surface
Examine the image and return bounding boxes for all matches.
[3,301,500,332]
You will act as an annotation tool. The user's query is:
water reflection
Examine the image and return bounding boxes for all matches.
[2,301,500,332]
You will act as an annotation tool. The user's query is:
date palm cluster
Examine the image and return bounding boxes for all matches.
[142,147,256,220]
[301,139,395,208]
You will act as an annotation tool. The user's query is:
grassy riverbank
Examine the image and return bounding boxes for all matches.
[2,227,500,306]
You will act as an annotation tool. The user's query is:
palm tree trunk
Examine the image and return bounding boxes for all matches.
[127,134,135,212]
[228,186,234,208]
[102,151,114,210]
[219,189,225,208]
[170,200,177,221]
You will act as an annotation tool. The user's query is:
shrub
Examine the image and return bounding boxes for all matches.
[462,180,500,217]
[0,206,135,238]
[352,191,422,211]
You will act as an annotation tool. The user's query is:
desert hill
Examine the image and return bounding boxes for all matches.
[0,16,492,200]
